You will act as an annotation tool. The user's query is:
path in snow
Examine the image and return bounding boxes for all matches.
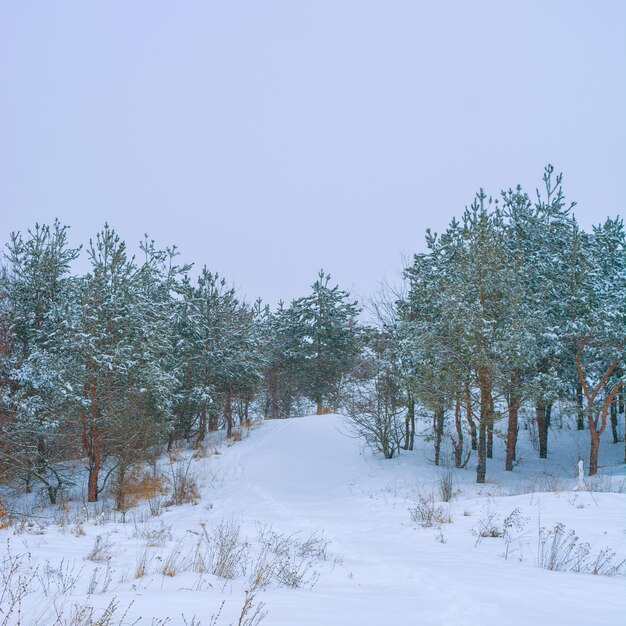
[202,415,625,626]
[4,415,624,626]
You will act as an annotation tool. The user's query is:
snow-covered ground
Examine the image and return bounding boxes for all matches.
[1,415,624,625]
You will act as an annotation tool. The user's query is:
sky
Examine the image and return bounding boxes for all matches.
[1,1,624,307]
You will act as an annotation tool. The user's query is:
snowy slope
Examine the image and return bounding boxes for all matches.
[1,415,625,625]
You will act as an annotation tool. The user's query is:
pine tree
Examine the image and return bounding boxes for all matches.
[1,221,80,502]
[568,217,626,475]
[498,167,577,467]
[263,301,309,418]
[290,271,363,414]
[63,226,178,501]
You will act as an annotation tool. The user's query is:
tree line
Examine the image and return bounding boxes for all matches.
[0,166,623,508]
[360,166,624,481]
[0,225,362,504]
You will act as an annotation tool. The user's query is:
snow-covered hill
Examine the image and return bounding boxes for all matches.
[1,415,624,625]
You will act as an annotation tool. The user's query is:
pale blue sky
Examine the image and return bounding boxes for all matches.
[1,1,624,305]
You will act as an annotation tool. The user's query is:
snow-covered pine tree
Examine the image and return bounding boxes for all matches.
[63,226,178,502]
[567,217,625,475]
[401,221,470,467]
[177,268,265,442]
[262,300,310,419]
[498,167,577,467]
[110,237,184,509]
[1,221,80,503]
[290,271,363,415]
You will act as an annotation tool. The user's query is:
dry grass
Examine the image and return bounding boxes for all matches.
[115,468,167,512]
[134,547,150,579]
[0,500,8,530]
[161,543,185,577]
[86,535,112,563]
[164,458,200,507]
[409,496,452,528]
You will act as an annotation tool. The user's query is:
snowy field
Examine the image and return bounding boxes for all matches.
[1,414,624,626]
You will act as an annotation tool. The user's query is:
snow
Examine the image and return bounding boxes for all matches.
[1,415,624,625]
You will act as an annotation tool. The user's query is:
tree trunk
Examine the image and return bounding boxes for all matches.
[36,435,47,476]
[453,395,464,468]
[467,415,477,451]
[505,397,519,472]
[610,397,619,444]
[486,416,494,459]
[465,377,477,451]
[208,406,219,432]
[87,463,99,502]
[536,403,548,459]
[86,425,101,503]
[577,341,623,476]
[403,399,410,450]
[269,367,280,418]
[47,485,58,506]
[476,369,493,484]
[403,413,410,451]
[316,397,324,415]
[586,386,622,475]
[576,382,584,430]
[115,465,126,511]
[83,376,102,503]
[433,405,444,466]
[196,400,207,444]
[588,426,599,476]
[477,415,487,484]
[408,393,415,450]
[225,388,233,438]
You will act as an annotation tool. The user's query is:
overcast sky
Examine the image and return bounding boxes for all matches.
[1,1,624,306]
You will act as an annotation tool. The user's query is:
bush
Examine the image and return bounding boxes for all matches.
[537,522,625,576]
[164,458,199,507]
[409,496,451,528]
[85,535,112,563]
[113,467,166,513]
[437,466,455,503]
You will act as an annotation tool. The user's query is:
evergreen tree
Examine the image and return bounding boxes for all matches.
[1,221,80,502]
[263,301,309,419]
[63,226,177,501]
[291,271,363,414]
[568,217,625,475]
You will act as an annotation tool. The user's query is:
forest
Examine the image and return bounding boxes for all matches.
[0,166,624,510]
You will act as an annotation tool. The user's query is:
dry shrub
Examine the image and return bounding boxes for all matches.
[132,520,172,546]
[236,591,266,626]
[537,522,625,576]
[161,544,185,577]
[114,467,166,512]
[232,431,243,442]
[134,548,150,579]
[86,535,112,563]
[51,598,134,626]
[0,542,38,625]
[164,459,200,507]
[202,521,248,580]
[0,499,8,530]
[437,466,455,503]
[409,496,451,528]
